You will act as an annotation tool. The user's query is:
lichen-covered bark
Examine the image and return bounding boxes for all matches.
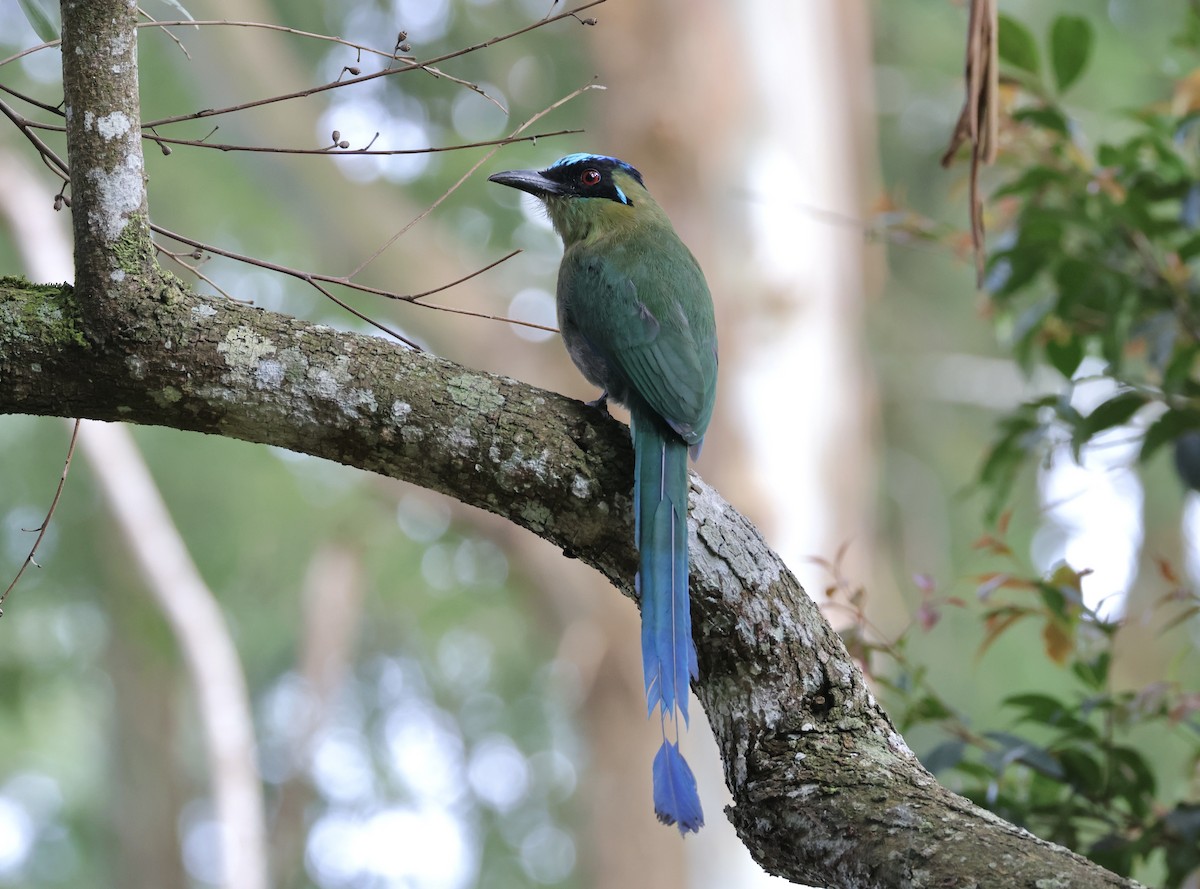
[0,275,1143,889]
[61,0,155,311]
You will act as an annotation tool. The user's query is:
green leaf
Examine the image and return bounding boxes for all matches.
[1045,335,1084,380]
[1071,391,1147,459]
[1004,692,1068,725]
[1071,651,1111,689]
[999,14,1041,77]
[1096,143,1120,166]
[17,0,59,42]
[1058,747,1104,795]
[1004,693,1099,738]
[1011,106,1071,138]
[1109,746,1157,816]
[1050,16,1094,93]
[983,731,1064,778]
[1163,344,1198,393]
[1139,408,1200,462]
[993,164,1066,199]
[920,739,965,773]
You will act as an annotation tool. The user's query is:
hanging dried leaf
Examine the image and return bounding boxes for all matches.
[941,0,999,287]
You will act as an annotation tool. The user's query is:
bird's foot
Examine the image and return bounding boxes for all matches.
[586,391,610,413]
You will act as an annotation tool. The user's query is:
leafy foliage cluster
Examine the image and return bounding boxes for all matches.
[980,10,1200,517]
[863,10,1200,886]
[827,518,1200,887]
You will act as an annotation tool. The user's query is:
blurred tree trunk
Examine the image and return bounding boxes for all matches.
[585,2,880,886]
[730,0,882,613]
[107,585,189,889]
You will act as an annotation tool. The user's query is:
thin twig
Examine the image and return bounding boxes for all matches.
[0,97,69,181]
[418,64,507,114]
[133,124,578,157]
[155,243,238,301]
[407,249,521,302]
[2,43,586,339]
[0,40,59,69]
[417,300,559,333]
[0,19,401,70]
[348,78,603,278]
[304,278,423,350]
[138,18,415,62]
[0,83,64,117]
[140,1,606,129]
[136,6,192,59]
[0,419,80,614]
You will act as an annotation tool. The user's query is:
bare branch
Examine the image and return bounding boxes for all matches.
[130,125,581,157]
[0,420,80,613]
[347,79,603,277]
[140,2,607,129]
[0,97,69,182]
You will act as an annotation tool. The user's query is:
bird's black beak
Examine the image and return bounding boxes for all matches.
[487,169,565,199]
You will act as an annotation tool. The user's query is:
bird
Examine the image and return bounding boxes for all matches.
[489,153,717,834]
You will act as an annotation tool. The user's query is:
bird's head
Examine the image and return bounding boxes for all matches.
[488,153,660,244]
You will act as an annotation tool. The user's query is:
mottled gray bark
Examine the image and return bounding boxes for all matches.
[0,1,1146,887]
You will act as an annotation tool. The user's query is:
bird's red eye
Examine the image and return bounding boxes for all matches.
[580,169,601,186]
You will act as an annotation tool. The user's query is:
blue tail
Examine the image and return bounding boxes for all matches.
[632,406,704,834]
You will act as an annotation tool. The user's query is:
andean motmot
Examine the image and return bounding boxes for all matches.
[489,154,717,833]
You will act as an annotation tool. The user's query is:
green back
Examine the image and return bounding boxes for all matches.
[558,223,717,445]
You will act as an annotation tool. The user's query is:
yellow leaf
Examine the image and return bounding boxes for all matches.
[1042,619,1073,664]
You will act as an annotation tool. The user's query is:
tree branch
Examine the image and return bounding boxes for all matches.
[0,277,1143,889]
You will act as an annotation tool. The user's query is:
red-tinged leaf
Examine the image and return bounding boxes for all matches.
[945,597,968,608]
[1042,619,1074,664]
[834,539,853,567]
[975,572,1037,599]
[1153,584,1192,605]
[971,533,1014,557]
[1049,562,1089,593]
[917,601,941,632]
[1159,604,1200,634]
[1130,681,1171,718]
[912,572,936,594]
[976,572,1008,600]
[978,608,1030,660]
[1155,554,1180,585]
[1169,692,1200,723]
[997,510,1013,537]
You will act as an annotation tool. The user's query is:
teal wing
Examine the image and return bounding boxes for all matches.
[559,234,717,444]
